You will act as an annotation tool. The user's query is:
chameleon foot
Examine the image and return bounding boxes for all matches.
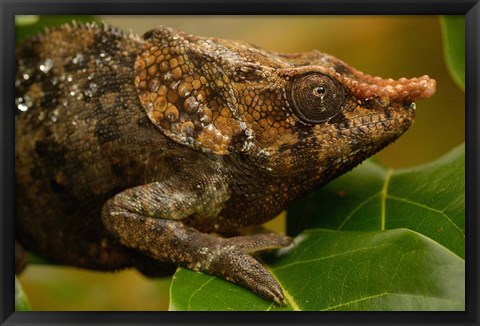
[202,233,292,303]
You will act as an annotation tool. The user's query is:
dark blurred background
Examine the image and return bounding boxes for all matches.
[17,15,464,311]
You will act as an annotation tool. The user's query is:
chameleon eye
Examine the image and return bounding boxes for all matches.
[290,74,346,124]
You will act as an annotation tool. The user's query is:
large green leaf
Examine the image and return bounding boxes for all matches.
[288,144,465,259]
[170,145,465,311]
[439,16,465,91]
[170,229,464,311]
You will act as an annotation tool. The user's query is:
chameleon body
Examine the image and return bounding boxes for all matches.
[15,22,436,303]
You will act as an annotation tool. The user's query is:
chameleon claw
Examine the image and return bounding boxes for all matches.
[196,235,291,304]
[260,279,286,305]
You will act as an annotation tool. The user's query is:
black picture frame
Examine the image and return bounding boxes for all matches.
[1,0,479,325]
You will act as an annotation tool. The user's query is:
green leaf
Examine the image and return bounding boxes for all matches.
[288,144,465,259]
[16,15,99,45]
[439,16,465,91]
[170,229,464,311]
[15,277,31,311]
[170,145,465,310]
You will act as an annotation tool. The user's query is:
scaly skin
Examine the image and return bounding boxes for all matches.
[15,22,436,303]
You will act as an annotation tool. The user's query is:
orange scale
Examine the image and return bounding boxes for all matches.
[145,55,155,67]
[158,61,169,73]
[220,107,230,118]
[214,116,228,129]
[192,80,202,90]
[178,82,193,98]
[181,65,189,74]
[151,110,164,122]
[268,128,278,137]
[258,119,269,129]
[148,92,158,102]
[213,133,224,145]
[169,58,178,69]
[134,59,145,70]
[196,90,206,101]
[139,90,150,103]
[202,108,213,124]
[167,90,179,103]
[136,79,147,90]
[158,85,168,96]
[204,138,215,149]
[153,96,167,112]
[172,67,183,80]
[147,65,157,76]
[165,105,179,122]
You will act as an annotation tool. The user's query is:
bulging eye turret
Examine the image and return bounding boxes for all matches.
[289,73,346,124]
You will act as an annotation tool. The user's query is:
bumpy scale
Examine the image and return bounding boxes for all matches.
[15,22,436,303]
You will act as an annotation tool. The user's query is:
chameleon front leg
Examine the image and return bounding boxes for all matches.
[101,172,292,303]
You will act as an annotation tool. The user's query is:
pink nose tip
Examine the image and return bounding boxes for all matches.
[339,69,437,103]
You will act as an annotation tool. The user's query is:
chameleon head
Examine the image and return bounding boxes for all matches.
[261,56,437,177]
[134,26,436,178]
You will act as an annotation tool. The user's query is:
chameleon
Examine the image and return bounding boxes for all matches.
[15,22,436,304]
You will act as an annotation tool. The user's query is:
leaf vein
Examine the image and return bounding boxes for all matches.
[321,292,463,311]
[381,169,393,230]
[272,243,394,271]
[321,292,388,310]
[387,195,464,236]
[187,276,215,310]
[337,193,380,230]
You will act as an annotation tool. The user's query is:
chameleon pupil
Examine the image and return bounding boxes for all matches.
[314,86,326,96]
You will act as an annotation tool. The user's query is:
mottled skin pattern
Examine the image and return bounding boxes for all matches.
[15,22,436,303]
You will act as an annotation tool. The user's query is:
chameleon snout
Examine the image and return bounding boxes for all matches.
[341,71,437,105]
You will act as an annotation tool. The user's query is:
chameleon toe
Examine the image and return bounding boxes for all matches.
[225,233,293,253]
